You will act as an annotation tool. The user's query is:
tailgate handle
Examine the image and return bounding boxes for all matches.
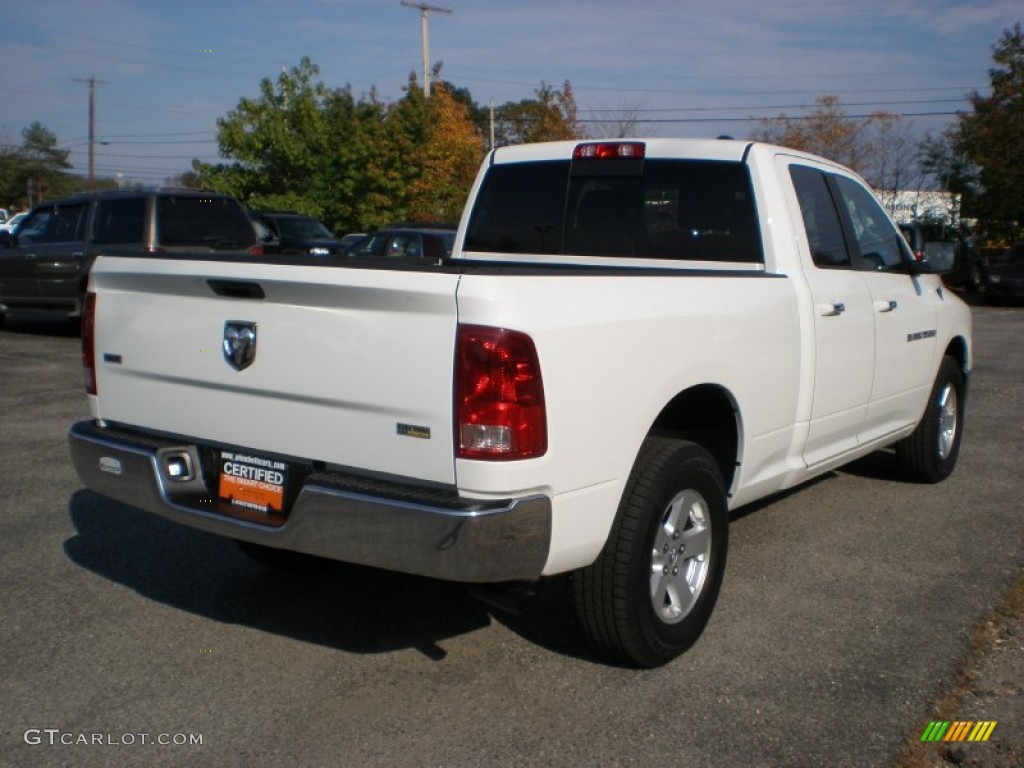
[207,279,265,299]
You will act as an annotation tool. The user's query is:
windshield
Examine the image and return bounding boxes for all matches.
[277,216,333,239]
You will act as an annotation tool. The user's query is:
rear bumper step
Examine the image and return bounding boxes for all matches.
[68,420,551,583]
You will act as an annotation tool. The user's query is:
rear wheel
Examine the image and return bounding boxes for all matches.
[896,356,965,483]
[573,437,729,668]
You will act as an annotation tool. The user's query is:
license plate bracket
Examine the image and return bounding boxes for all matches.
[217,449,289,516]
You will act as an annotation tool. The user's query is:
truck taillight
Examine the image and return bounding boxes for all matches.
[456,325,547,460]
[82,291,97,395]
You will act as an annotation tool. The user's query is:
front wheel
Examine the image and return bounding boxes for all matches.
[896,356,965,483]
[573,438,729,668]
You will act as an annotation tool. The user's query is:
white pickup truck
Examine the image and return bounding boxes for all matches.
[69,139,972,667]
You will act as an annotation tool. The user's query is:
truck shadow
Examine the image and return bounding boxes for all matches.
[64,490,593,662]
[65,490,490,660]
[64,460,896,666]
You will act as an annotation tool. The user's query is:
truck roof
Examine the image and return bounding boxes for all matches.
[489,138,755,165]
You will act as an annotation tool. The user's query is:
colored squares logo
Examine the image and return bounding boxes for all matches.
[920,721,997,742]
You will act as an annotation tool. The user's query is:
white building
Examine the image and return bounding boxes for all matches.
[878,189,960,226]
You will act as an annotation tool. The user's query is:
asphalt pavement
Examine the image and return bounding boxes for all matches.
[0,304,1021,767]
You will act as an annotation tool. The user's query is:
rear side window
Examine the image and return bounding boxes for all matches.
[156,196,254,249]
[790,165,850,268]
[465,159,762,263]
[93,198,146,244]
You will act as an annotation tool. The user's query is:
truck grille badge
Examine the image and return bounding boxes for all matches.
[223,321,258,371]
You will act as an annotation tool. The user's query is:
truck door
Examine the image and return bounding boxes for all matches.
[3,201,89,308]
[827,175,938,443]
[786,163,875,467]
[30,201,89,306]
[0,206,53,303]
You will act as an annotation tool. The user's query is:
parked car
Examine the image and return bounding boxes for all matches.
[339,232,366,253]
[983,243,1024,304]
[899,222,982,291]
[250,212,347,257]
[348,226,456,262]
[0,211,27,234]
[0,188,257,323]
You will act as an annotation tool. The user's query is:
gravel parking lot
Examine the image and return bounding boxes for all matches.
[1,304,1021,767]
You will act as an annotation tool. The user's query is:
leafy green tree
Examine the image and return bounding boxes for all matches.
[194,58,337,219]
[0,122,78,208]
[957,23,1024,238]
[195,62,483,232]
[195,61,584,231]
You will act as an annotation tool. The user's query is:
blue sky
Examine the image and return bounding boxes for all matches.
[0,0,1019,185]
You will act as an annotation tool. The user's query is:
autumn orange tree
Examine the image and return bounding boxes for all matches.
[405,82,484,223]
[749,94,921,192]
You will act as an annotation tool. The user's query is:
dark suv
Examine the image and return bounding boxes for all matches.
[0,188,257,323]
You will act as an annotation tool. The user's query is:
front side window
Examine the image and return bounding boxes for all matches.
[832,176,910,271]
[15,203,86,245]
[789,165,850,268]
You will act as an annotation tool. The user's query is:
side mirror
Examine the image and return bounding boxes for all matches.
[921,240,956,273]
[0,231,12,248]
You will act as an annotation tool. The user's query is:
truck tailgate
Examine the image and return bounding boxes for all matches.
[89,257,461,485]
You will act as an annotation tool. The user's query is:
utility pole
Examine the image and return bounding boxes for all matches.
[73,76,108,190]
[489,100,495,151]
[401,1,452,97]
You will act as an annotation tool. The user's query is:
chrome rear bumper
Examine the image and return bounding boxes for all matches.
[68,421,551,583]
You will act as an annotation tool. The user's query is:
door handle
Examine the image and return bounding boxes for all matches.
[874,300,898,313]
[25,252,38,261]
[817,301,846,317]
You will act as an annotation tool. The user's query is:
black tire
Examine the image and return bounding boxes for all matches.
[573,437,729,668]
[968,264,982,293]
[234,540,329,572]
[896,356,965,483]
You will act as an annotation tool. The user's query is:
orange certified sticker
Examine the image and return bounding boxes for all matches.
[217,451,287,514]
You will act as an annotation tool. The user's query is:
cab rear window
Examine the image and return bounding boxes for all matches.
[464,159,762,263]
